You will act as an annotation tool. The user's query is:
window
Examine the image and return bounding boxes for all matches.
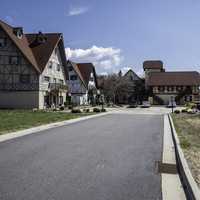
[59,79,64,84]
[69,66,73,71]
[13,66,18,73]
[9,56,20,65]
[20,74,30,84]
[158,86,165,92]
[167,86,174,92]
[48,61,53,69]
[44,76,50,82]
[70,75,77,80]
[176,86,183,91]
[0,38,6,48]
[57,64,61,71]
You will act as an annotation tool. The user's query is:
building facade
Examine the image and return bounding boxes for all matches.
[67,61,98,105]
[117,69,143,104]
[0,20,68,109]
[144,60,200,105]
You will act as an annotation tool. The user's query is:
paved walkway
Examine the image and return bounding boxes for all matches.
[0,114,163,200]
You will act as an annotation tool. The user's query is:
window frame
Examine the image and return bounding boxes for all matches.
[9,56,20,65]
[0,38,7,48]
[20,74,30,84]
[44,76,50,82]
[70,75,78,81]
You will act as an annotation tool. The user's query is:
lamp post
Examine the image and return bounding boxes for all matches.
[171,96,174,113]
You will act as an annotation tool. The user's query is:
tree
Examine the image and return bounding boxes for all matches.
[97,73,143,104]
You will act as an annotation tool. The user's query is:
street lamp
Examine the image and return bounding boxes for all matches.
[171,96,174,113]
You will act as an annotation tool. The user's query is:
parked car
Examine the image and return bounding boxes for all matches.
[167,101,176,108]
[141,101,151,108]
[127,102,138,108]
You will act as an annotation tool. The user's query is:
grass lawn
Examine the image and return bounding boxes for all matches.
[0,110,94,135]
[172,113,200,188]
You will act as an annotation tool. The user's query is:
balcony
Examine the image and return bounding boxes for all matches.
[48,83,68,92]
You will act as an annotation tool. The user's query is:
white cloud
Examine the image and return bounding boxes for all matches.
[65,45,123,74]
[68,6,89,16]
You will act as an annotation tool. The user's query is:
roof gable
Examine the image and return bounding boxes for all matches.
[0,20,40,72]
[68,61,98,89]
[124,69,141,80]
[26,33,61,72]
[0,19,64,74]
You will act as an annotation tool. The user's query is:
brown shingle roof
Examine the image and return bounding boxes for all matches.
[68,61,98,89]
[0,20,63,73]
[0,19,40,72]
[26,33,61,72]
[148,71,200,86]
[143,60,163,70]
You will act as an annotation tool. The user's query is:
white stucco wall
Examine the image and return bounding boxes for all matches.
[40,46,67,91]
[156,94,177,105]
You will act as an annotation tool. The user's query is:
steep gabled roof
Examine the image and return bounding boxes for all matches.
[148,71,200,86]
[68,61,98,89]
[68,61,86,88]
[124,69,141,80]
[0,19,40,72]
[26,33,62,72]
[0,20,64,74]
[76,63,97,87]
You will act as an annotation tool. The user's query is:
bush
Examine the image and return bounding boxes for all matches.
[174,110,180,114]
[187,109,196,114]
[71,109,82,113]
[101,108,107,112]
[93,108,101,113]
[181,109,188,113]
[185,102,196,109]
[59,106,65,111]
[83,108,90,113]
[68,105,73,110]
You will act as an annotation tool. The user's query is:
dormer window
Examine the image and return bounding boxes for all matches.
[36,31,47,44]
[13,27,23,39]
[0,38,7,48]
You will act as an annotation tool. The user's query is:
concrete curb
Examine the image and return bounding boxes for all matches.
[168,114,200,200]
[0,112,110,143]
[162,115,186,200]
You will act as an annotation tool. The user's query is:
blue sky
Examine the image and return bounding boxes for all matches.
[1,0,200,75]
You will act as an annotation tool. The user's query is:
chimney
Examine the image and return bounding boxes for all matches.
[36,31,47,44]
[13,27,23,39]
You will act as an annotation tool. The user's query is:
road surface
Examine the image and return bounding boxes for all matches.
[0,114,163,200]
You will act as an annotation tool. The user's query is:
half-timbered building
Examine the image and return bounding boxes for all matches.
[67,61,98,105]
[144,60,200,105]
[0,20,68,109]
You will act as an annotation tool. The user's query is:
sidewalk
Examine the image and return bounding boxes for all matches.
[162,115,186,199]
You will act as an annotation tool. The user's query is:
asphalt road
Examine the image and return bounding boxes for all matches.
[0,114,163,200]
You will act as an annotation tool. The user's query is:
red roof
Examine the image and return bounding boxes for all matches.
[0,19,66,74]
[147,71,200,86]
[68,61,98,89]
[143,60,163,70]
